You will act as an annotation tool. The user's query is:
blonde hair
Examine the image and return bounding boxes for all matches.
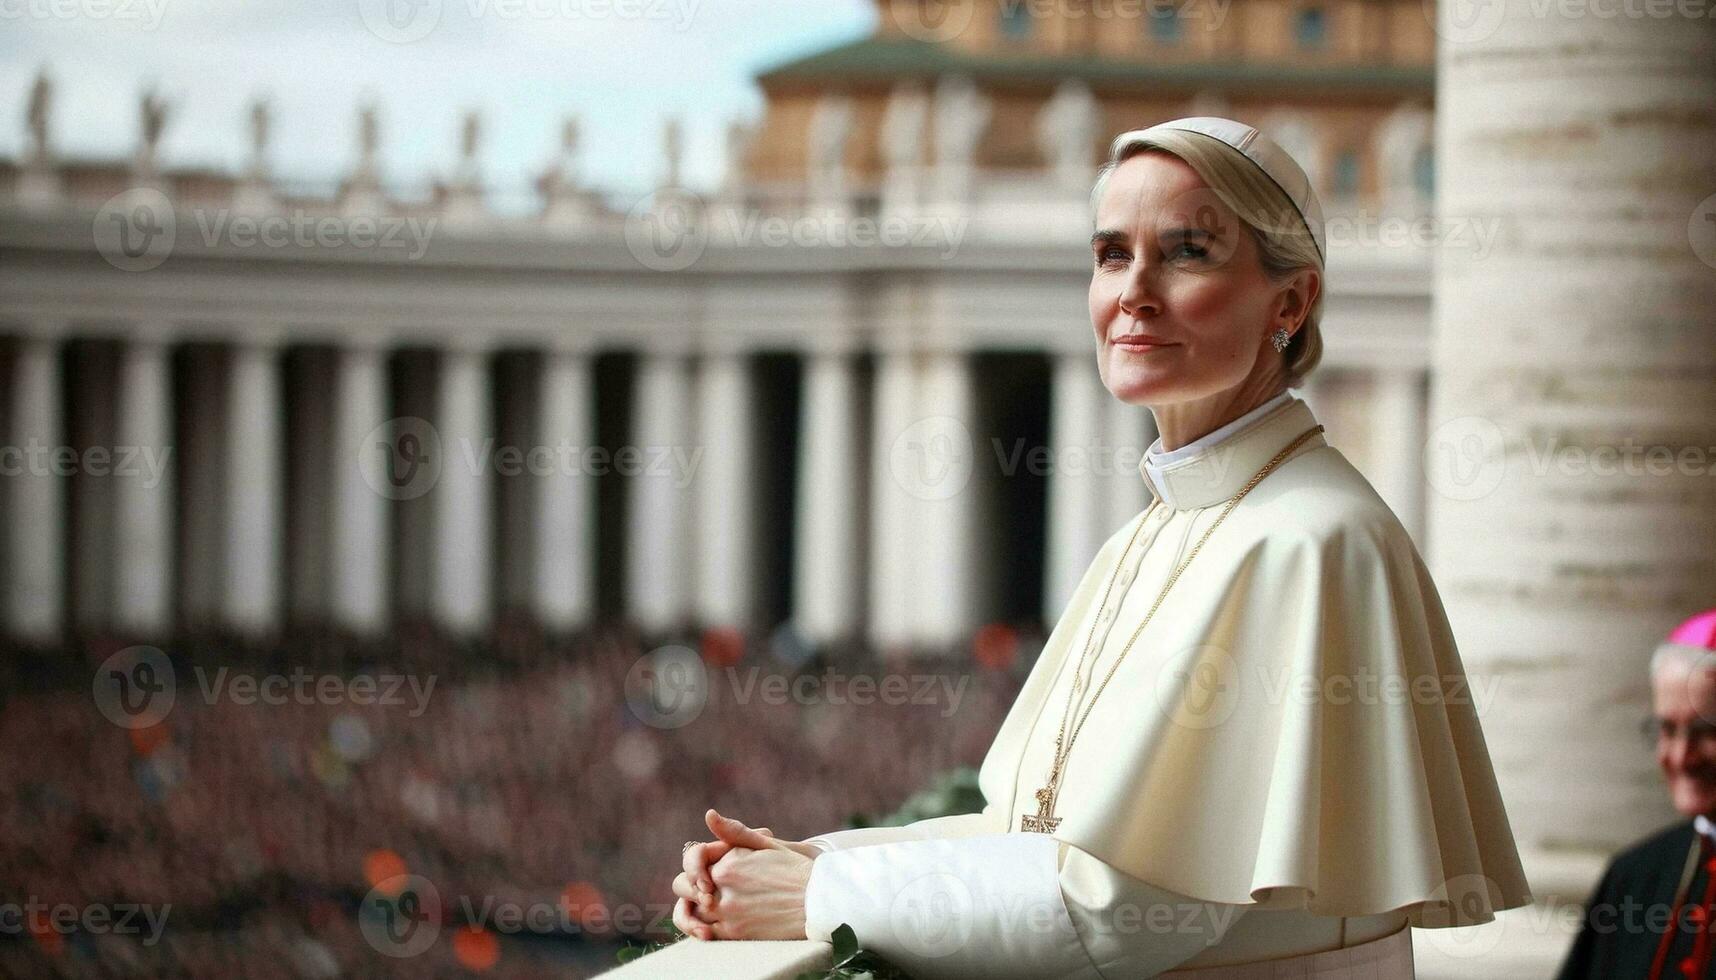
[1089,127,1325,387]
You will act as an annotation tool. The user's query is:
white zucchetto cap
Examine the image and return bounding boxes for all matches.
[1134,116,1327,263]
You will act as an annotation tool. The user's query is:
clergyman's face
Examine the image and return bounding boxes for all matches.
[1087,151,1282,406]
[1653,663,1716,817]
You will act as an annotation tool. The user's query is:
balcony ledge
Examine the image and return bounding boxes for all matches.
[598,937,834,979]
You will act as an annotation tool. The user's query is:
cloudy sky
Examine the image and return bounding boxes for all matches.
[1,0,873,209]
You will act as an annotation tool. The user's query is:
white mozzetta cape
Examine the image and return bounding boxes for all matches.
[978,393,1531,926]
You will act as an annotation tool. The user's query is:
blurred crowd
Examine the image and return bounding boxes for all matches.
[0,622,1035,978]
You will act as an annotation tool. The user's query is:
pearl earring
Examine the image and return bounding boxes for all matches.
[1270,328,1291,353]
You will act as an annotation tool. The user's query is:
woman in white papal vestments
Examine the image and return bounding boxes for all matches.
[669,117,1532,979]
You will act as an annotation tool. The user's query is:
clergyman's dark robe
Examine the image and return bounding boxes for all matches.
[1559,820,1716,979]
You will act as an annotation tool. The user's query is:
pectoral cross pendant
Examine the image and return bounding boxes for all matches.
[1020,784,1061,833]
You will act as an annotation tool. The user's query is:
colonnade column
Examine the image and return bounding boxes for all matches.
[1428,2,1716,885]
[6,334,65,640]
[433,342,493,633]
[223,337,284,631]
[112,332,174,634]
[792,345,862,646]
[329,337,390,633]
[912,346,981,652]
[1103,389,1155,544]
[692,346,756,631]
[1367,366,1426,544]
[627,349,692,635]
[867,346,916,650]
[888,346,978,652]
[1044,350,1109,620]
[533,344,597,631]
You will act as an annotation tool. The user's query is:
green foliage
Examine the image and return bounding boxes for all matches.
[794,923,915,980]
[614,922,685,965]
[846,766,983,830]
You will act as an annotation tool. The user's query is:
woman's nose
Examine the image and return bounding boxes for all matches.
[1118,264,1161,318]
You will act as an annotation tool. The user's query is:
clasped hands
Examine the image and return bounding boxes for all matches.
[672,808,820,941]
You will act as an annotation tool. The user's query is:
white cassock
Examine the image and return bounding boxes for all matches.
[801,392,1532,979]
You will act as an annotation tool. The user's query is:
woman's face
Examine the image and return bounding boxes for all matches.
[1088,150,1307,406]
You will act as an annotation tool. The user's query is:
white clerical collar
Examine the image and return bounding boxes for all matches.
[1697,814,1716,841]
[1138,390,1323,510]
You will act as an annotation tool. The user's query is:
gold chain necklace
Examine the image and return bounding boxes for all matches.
[1021,424,1325,833]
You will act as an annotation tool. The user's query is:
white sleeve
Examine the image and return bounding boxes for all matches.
[803,832,1096,979]
[802,805,1006,854]
[1058,841,1246,977]
[802,833,1245,979]
[802,824,927,853]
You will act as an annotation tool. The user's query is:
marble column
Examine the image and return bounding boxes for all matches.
[6,335,65,640]
[792,348,862,645]
[626,350,692,635]
[433,344,493,633]
[1044,351,1108,621]
[692,348,755,630]
[533,346,597,631]
[1429,6,1716,890]
[329,340,390,633]
[224,338,284,631]
[1104,394,1155,535]
[1367,367,1426,545]
[911,349,977,650]
[112,334,174,634]
[867,348,917,650]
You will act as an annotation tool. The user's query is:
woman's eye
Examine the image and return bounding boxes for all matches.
[1093,241,1207,266]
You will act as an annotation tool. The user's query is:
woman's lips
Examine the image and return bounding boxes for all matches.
[1113,337,1177,352]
